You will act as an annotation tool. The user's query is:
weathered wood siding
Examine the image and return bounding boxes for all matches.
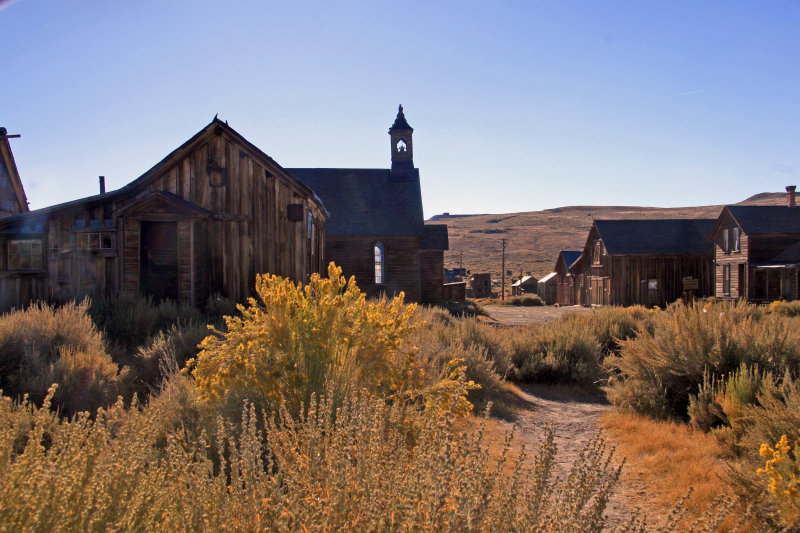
[419,250,444,304]
[325,236,421,301]
[0,121,327,311]
[608,255,713,307]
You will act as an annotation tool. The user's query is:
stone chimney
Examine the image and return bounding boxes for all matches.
[787,185,796,207]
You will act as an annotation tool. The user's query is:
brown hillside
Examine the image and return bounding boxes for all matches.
[430,192,787,283]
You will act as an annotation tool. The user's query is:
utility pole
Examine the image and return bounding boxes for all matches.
[501,238,506,301]
[459,250,463,272]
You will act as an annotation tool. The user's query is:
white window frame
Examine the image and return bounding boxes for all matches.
[374,242,385,285]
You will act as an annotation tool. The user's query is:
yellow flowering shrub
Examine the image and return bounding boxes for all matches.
[191,263,475,418]
[758,432,800,526]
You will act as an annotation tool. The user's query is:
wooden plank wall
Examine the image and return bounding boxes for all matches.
[325,235,421,301]
[609,254,713,307]
[419,250,444,304]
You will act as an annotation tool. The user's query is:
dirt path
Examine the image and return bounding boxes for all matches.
[508,383,631,527]
[480,304,633,526]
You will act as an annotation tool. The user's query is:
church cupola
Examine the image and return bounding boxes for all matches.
[389,105,414,177]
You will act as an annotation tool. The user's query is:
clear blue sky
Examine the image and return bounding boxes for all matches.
[2,0,798,218]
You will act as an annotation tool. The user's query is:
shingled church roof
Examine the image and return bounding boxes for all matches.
[287,168,424,237]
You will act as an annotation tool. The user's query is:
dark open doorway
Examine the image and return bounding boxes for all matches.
[140,221,178,301]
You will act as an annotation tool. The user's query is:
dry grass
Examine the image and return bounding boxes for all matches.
[602,410,746,531]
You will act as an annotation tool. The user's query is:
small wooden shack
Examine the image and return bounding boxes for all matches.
[572,219,716,307]
[0,118,327,311]
[511,275,538,296]
[470,273,492,298]
[537,272,557,304]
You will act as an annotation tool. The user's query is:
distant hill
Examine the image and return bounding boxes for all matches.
[428,192,788,282]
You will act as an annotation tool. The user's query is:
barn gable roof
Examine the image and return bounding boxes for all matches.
[713,205,800,237]
[559,250,582,269]
[0,118,326,227]
[287,168,424,237]
[0,127,29,216]
[594,219,716,256]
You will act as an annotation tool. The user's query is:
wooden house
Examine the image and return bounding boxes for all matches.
[0,128,28,219]
[554,250,582,306]
[288,106,449,304]
[0,118,327,311]
[537,272,557,305]
[573,219,716,307]
[511,275,538,296]
[710,187,800,302]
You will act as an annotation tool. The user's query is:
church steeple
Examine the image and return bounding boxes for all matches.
[389,105,414,177]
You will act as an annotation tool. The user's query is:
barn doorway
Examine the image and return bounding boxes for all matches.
[140,221,178,301]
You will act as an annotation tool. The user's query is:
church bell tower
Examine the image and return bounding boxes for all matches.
[389,105,414,178]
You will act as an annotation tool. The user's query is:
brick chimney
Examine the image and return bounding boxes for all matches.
[787,185,797,207]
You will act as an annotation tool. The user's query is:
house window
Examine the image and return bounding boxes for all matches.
[79,232,113,250]
[722,228,730,253]
[732,227,740,252]
[723,264,731,295]
[592,241,604,264]
[8,239,43,270]
[374,242,385,284]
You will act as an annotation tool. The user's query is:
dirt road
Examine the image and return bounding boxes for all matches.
[481,304,592,326]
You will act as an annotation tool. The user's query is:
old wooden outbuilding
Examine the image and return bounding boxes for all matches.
[288,106,448,304]
[554,250,582,306]
[511,275,538,296]
[711,187,800,302]
[469,273,492,298]
[0,119,327,311]
[573,219,716,307]
[537,272,557,305]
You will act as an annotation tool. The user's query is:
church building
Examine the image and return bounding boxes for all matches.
[288,106,449,304]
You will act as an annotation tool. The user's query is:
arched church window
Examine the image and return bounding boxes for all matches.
[396,140,407,152]
[374,242,385,284]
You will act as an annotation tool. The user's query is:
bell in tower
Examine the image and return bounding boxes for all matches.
[389,105,414,178]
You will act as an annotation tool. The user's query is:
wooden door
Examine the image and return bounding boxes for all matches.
[140,221,178,301]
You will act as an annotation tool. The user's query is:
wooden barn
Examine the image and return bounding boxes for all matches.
[573,219,716,307]
[288,106,449,304]
[554,250,582,306]
[711,187,800,302]
[0,118,327,311]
